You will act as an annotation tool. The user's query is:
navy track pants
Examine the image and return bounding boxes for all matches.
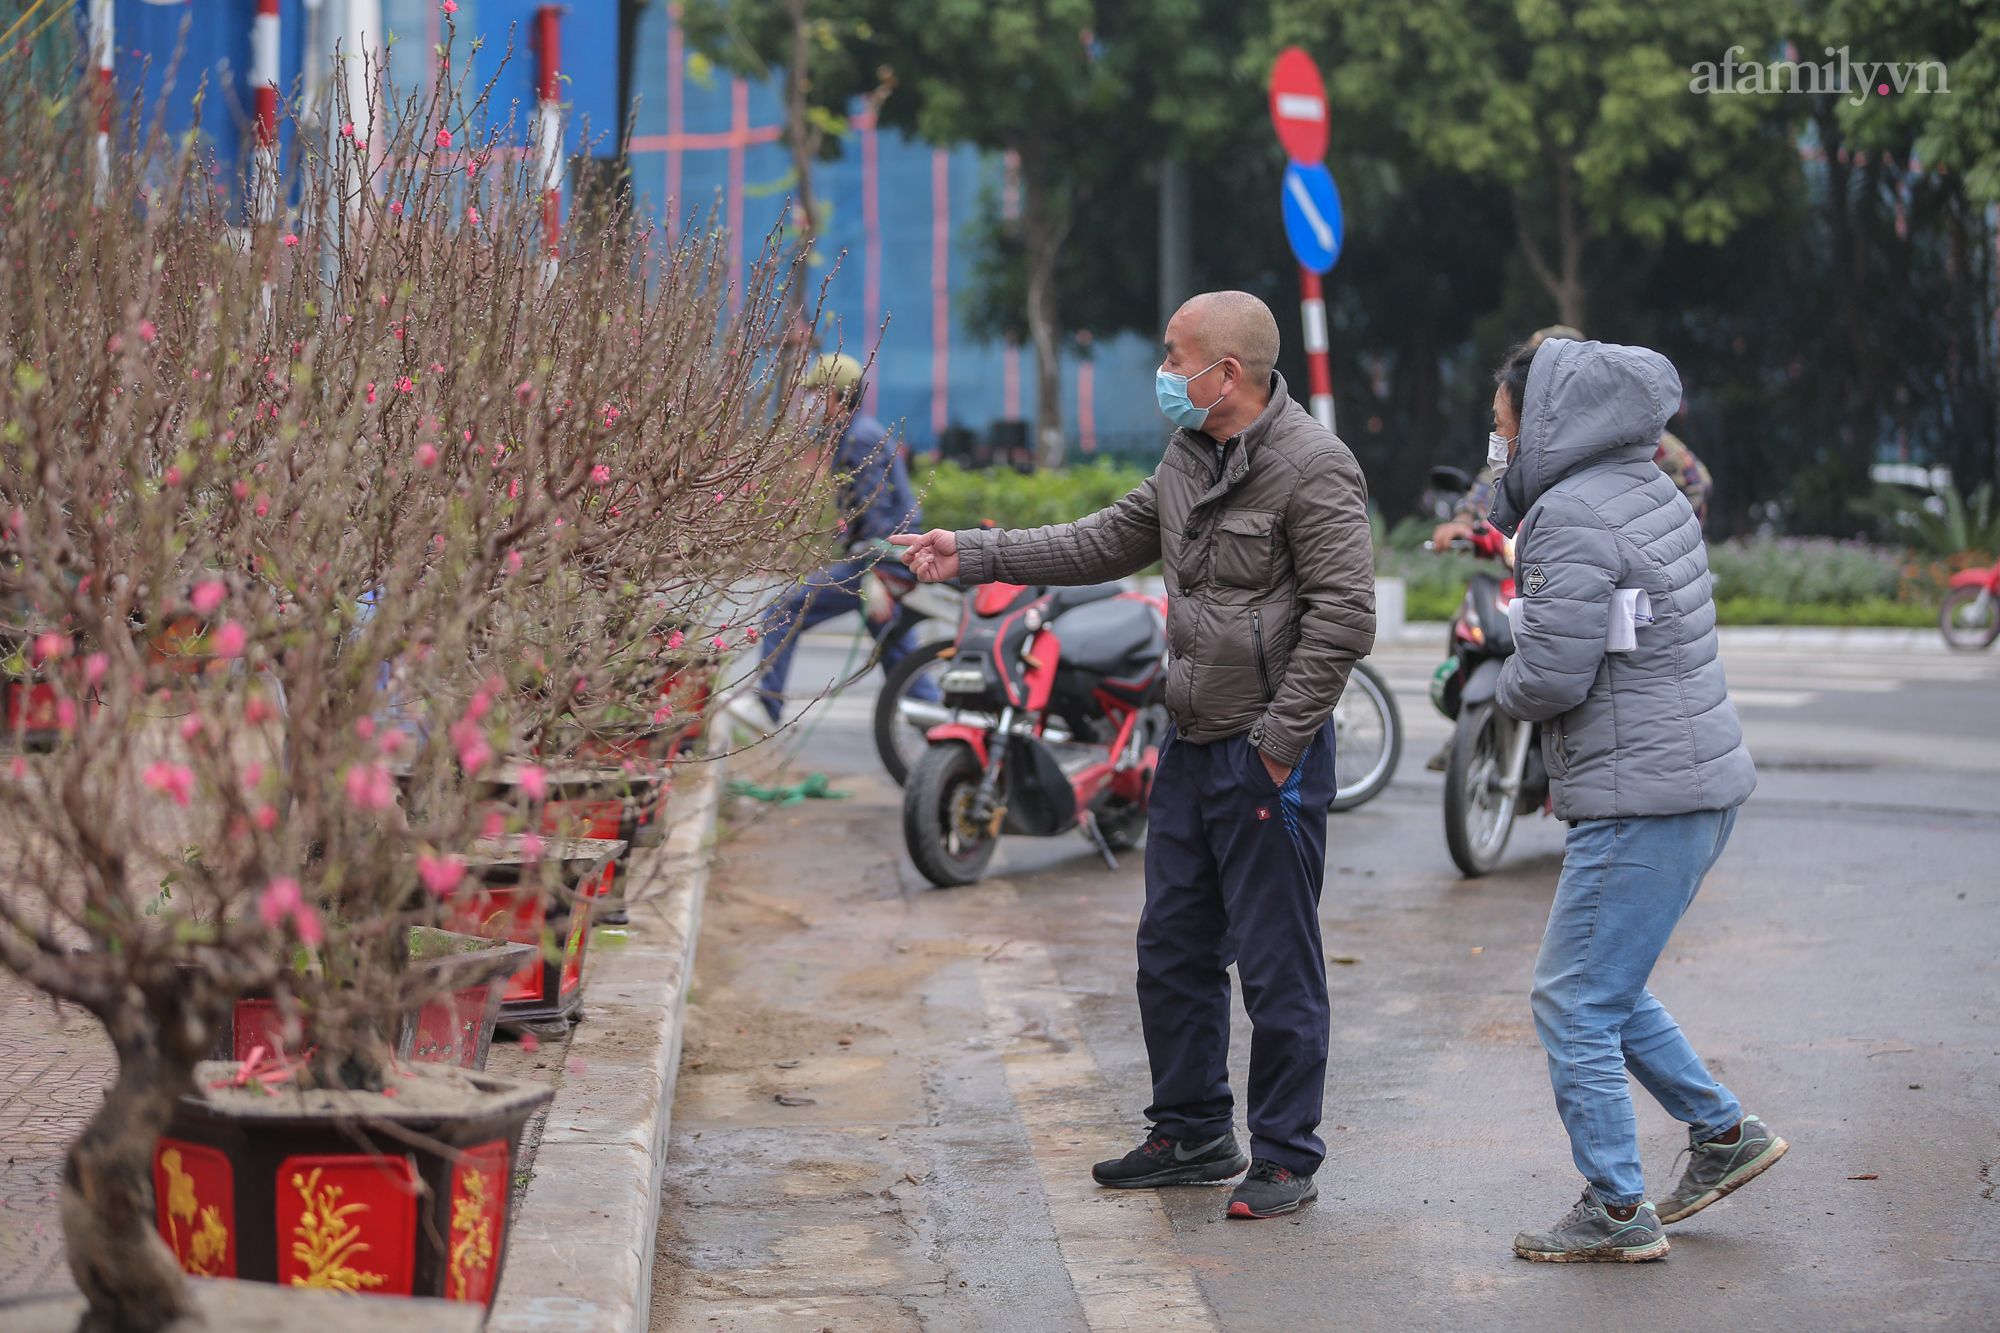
[1137,724,1335,1175]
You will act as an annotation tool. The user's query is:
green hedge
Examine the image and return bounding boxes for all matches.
[912,466,1957,630]
[913,460,1151,534]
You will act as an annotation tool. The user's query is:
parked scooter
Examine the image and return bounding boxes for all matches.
[1940,555,2000,650]
[902,581,1168,887]
[1425,467,1554,876]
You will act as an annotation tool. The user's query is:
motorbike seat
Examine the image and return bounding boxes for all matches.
[1046,583,1124,617]
[1052,596,1165,681]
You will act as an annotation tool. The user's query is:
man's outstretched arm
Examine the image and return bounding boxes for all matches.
[894,475,1162,586]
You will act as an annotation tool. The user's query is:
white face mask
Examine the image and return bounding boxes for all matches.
[1487,430,1517,480]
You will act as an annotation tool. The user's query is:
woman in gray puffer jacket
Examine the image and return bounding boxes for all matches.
[1488,337,1785,1264]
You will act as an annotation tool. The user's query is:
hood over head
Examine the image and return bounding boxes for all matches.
[1492,338,1681,532]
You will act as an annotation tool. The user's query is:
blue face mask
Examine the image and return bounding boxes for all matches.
[1155,358,1228,430]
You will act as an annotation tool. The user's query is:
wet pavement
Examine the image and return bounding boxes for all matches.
[652,639,2000,1331]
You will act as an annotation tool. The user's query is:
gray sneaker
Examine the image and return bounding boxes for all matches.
[1514,1191,1669,1263]
[1657,1113,1788,1224]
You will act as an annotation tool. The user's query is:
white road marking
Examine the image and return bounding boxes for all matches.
[1729,689,1817,709]
[980,942,1221,1331]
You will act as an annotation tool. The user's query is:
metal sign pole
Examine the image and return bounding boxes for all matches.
[1299,267,1335,433]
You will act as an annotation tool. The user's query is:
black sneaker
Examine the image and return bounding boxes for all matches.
[1091,1128,1248,1189]
[1226,1158,1318,1219]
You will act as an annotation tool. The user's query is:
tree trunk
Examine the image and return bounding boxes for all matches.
[61,1018,198,1333]
[1019,144,1069,470]
[1512,150,1587,330]
[780,0,820,359]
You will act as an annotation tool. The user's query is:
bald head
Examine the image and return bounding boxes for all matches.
[1171,291,1282,385]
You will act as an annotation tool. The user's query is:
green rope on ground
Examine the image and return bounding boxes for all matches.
[726,772,850,805]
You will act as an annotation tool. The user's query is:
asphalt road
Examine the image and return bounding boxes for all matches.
[652,634,2000,1332]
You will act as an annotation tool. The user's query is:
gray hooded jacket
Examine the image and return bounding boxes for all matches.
[1491,339,1756,821]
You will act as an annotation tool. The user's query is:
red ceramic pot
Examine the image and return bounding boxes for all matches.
[153,1063,550,1305]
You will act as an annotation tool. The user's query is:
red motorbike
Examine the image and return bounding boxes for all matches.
[1940,557,2000,651]
[902,581,1168,887]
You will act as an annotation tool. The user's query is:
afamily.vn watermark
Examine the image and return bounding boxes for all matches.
[1689,46,1949,106]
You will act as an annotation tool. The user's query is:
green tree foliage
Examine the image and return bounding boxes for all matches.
[1271,0,1798,327]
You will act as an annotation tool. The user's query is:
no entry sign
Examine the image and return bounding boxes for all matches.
[1269,47,1329,165]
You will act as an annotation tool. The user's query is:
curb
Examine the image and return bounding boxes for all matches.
[487,725,724,1333]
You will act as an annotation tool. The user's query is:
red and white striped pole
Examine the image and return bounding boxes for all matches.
[89,0,113,207]
[1299,266,1336,433]
[535,5,563,287]
[251,0,280,224]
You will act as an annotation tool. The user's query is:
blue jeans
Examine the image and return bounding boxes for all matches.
[754,557,931,722]
[1530,807,1745,1207]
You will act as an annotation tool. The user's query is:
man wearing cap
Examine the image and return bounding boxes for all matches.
[732,354,924,731]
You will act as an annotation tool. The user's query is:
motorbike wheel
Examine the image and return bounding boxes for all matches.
[1095,705,1167,851]
[1939,585,2000,651]
[875,638,959,786]
[1443,701,1519,878]
[904,742,999,887]
[1329,661,1403,812]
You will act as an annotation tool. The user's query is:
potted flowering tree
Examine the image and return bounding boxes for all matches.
[0,27,844,1328]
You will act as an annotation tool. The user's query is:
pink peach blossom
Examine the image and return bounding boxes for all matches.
[210,621,247,658]
[418,854,466,897]
[344,762,396,812]
[517,765,548,801]
[591,465,612,485]
[416,442,439,469]
[179,715,203,742]
[436,127,452,149]
[481,810,507,839]
[453,727,493,776]
[253,805,278,831]
[258,876,300,927]
[32,632,66,663]
[144,760,195,806]
[282,233,299,248]
[389,200,404,217]
[667,630,685,650]
[191,579,226,616]
[138,320,157,343]
[519,833,544,860]
[356,717,376,740]
[83,652,108,685]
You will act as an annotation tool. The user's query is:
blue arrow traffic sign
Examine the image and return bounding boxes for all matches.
[1281,162,1344,275]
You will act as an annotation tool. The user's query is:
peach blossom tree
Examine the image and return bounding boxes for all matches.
[0,29,842,1329]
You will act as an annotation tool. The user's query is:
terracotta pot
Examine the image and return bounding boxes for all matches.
[153,1063,550,1306]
